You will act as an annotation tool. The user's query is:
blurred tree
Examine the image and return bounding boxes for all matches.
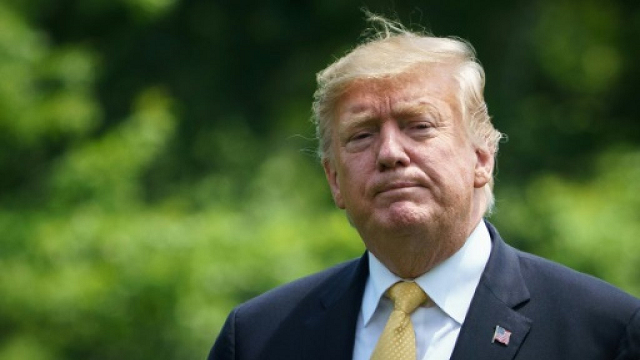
[0,0,638,359]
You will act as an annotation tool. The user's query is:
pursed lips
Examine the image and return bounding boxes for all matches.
[374,180,424,196]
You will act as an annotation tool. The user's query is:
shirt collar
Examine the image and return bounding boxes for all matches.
[362,220,492,326]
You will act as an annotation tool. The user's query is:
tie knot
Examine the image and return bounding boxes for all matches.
[387,281,428,314]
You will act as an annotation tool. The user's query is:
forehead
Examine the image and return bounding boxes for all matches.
[335,65,461,120]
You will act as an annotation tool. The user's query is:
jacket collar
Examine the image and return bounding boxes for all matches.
[302,253,369,360]
[450,221,532,360]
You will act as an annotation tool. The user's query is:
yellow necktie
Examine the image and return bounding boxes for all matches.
[371,281,428,360]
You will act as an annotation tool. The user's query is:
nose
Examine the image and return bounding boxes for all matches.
[376,123,410,171]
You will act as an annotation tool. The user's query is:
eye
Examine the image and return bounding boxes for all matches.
[344,129,376,152]
[407,121,433,132]
[412,123,430,130]
[350,131,372,141]
[403,120,436,139]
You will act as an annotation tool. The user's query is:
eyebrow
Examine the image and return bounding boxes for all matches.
[391,100,439,118]
[338,107,378,134]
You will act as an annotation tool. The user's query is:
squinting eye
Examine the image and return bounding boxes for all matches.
[351,132,372,141]
[409,122,432,131]
[344,130,374,152]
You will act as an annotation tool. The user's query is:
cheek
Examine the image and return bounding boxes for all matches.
[422,146,475,185]
[338,167,362,194]
[338,159,370,196]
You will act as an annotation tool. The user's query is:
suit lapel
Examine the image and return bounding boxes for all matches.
[450,222,532,360]
[302,254,369,360]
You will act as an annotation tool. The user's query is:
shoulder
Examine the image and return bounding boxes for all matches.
[485,221,639,315]
[510,247,640,357]
[517,248,638,307]
[485,221,639,336]
[209,257,368,359]
[507,245,640,343]
[235,256,363,317]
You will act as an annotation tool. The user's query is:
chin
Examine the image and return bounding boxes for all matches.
[375,203,432,230]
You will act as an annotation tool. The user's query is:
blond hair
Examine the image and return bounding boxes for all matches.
[311,14,503,213]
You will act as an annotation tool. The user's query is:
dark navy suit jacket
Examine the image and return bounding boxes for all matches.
[209,223,640,359]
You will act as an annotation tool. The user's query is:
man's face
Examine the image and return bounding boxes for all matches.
[323,66,493,254]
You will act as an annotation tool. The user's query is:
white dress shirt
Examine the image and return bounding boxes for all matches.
[352,221,492,360]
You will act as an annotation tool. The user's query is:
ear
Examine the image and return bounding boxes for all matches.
[473,146,494,189]
[323,158,345,209]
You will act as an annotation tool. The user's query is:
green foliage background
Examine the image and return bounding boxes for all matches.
[0,0,638,358]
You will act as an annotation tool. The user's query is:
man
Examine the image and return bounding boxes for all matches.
[209,15,640,360]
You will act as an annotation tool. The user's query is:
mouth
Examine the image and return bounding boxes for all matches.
[375,181,423,196]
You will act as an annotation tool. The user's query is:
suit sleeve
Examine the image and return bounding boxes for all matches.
[615,307,640,360]
[208,308,237,360]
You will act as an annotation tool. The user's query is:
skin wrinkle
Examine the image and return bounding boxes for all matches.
[340,102,445,145]
[323,66,493,278]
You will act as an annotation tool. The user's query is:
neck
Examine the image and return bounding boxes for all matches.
[366,209,485,278]
[368,225,471,278]
[362,192,488,278]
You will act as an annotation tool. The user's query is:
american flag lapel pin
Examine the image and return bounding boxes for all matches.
[492,325,512,346]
